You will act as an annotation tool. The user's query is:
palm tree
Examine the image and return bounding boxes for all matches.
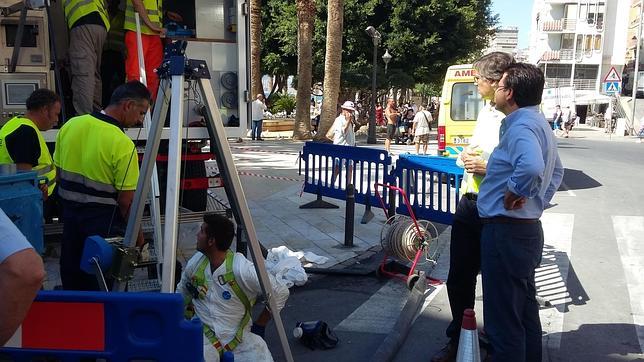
[250,0,263,99]
[318,0,344,139]
[292,0,316,140]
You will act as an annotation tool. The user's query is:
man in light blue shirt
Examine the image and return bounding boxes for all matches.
[477,63,563,362]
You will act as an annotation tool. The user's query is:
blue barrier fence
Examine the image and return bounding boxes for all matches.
[299,142,393,210]
[0,171,43,253]
[391,154,463,225]
[1,291,203,362]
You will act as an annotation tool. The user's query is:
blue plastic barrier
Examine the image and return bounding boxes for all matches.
[0,291,203,362]
[0,171,43,253]
[299,142,393,210]
[392,154,463,225]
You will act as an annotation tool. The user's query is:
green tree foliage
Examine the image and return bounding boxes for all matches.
[262,0,497,90]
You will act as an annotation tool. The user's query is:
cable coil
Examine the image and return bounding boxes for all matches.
[380,215,439,264]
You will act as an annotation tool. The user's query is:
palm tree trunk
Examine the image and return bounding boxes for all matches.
[317,0,344,139]
[250,0,263,98]
[293,0,315,140]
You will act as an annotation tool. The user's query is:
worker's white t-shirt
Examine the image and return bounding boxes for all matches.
[0,208,32,264]
[178,252,289,362]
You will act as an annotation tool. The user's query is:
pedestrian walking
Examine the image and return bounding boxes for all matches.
[412,106,432,155]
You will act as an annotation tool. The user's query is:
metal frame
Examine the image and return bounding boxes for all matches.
[117,57,294,361]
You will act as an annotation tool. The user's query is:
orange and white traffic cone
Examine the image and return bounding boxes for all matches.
[455,308,481,362]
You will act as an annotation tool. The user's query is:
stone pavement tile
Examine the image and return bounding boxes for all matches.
[283,218,329,241]
[256,231,288,249]
[311,237,344,250]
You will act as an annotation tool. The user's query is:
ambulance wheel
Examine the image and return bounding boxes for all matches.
[406,274,420,290]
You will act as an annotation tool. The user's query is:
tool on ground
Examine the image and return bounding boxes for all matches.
[455,309,481,362]
[293,321,339,350]
[374,183,441,290]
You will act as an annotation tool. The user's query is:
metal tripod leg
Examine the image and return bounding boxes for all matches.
[117,79,171,291]
[197,78,294,362]
[160,73,185,293]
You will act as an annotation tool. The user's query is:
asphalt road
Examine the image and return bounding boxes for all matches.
[265,135,644,362]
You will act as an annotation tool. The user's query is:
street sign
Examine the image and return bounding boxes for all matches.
[604,81,621,94]
[603,66,621,82]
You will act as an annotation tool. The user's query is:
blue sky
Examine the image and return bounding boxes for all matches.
[491,0,533,48]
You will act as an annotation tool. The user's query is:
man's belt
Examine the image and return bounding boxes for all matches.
[463,193,477,202]
[480,216,539,224]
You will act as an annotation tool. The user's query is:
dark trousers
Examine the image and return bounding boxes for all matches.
[445,196,482,343]
[481,222,544,362]
[60,202,124,291]
[252,119,263,140]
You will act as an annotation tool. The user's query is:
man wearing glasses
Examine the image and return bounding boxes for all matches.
[433,52,515,362]
[54,81,150,291]
[477,63,563,361]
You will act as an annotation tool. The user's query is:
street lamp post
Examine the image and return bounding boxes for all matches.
[632,2,643,133]
[382,50,392,104]
[366,26,381,144]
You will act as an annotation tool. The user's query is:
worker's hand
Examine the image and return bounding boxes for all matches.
[166,11,183,22]
[503,190,526,210]
[250,323,266,339]
[157,27,167,37]
[39,183,48,201]
[463,156,486,176]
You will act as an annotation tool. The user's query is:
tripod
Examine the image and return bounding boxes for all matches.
[116,43,294,361]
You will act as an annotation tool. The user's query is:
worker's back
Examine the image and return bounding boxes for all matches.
[54,112,139,205]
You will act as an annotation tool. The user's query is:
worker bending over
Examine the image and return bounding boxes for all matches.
[0,89,60,203]
[64,0,110,114]
[124,0,182,100]
[54,81,148,291]
[178,214,289,361]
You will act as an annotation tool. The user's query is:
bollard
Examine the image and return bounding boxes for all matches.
[387,188,396,218]
[344,184,355,247]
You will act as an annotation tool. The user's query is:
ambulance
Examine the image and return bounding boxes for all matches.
[436,64,484,157]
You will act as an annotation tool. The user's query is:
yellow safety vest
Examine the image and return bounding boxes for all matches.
[0,117,56,195]
[63,0,110,31]
[124,0,163,35]
[53,113,139,206]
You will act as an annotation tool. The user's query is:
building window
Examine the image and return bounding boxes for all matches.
[574,65,598,80]
[594,35,602,51]
[561,33,574,49]
[544,64,572,79]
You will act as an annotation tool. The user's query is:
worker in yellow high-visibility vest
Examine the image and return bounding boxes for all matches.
[124,0,182,101]
[0,89,60,203]
[54,81,149,291]
[63,0,111,115]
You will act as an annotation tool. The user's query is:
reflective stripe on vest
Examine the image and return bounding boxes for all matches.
[184,251,254,355]
[0,117,57,195]
[63,0,110,30]
[124,0,162,35]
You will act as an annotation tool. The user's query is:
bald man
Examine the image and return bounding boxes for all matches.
[251,94,267,141]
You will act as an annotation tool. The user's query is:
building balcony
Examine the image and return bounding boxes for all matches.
[541,19,576,32]
[541,49,574,62]
[545,78,596,91]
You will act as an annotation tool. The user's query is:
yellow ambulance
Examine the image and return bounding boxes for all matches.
[436,64,484,156]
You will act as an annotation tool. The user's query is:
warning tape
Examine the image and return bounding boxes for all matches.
[230,146,299,156]
[237,171,303,182]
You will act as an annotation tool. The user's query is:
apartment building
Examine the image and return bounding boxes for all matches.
[622,0,642,95]
[529,0,631,113]
[486,26,520,54]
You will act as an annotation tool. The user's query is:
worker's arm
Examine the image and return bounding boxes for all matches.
[0,248,45,345]
[342,115,352,133]
[117,190,145,247]
[15,163,48,200]
[130,0,164,34]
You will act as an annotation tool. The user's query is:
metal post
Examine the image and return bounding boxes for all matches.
[632,1,644,131]
[161,72,186,293]
[344,184,355,247]
[367,38,378,144]
[134,12,164,267]
[8,5,27,73]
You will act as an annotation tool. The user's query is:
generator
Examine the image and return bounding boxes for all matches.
[0,0,54,125]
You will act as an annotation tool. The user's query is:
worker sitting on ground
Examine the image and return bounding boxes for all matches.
[178,213,289,362]
[54,81,148,291]
[0,89,60,205]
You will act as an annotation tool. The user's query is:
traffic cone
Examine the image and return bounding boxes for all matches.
[455,308,481,362]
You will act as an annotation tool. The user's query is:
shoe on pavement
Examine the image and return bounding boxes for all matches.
[431,342,457,362]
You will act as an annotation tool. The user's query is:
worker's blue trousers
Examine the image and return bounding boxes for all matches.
[59,201,124,291]
[480,222,544,362]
